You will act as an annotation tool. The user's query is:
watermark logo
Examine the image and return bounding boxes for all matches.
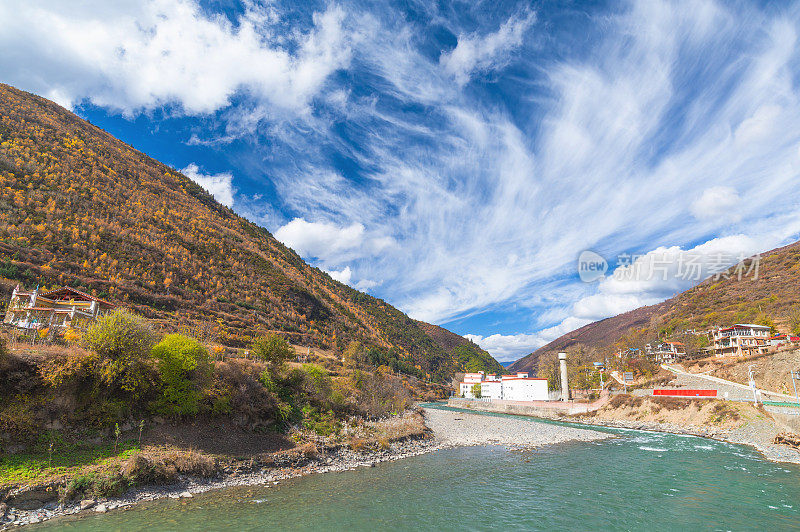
[578,250,608,282]
[576,249,761,284]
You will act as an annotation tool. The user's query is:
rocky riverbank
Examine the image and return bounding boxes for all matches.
[573,395,800,465]
[0,437,440,529]
[0,405,613,528]
[569,414,800,464]
[446,395,800,465]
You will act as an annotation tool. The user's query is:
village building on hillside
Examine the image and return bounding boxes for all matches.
[645,341,686,363]
[768,333,800,347]
[3,285,115,332]
[709,324,771,357]
[459,371,549,401]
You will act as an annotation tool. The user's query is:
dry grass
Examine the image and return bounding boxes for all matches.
[367,411,427,441]
[120,448,218,485]
[345,410,428,452]
[597,394,749,428]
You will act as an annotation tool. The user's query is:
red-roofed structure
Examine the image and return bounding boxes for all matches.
[4,285,115,333]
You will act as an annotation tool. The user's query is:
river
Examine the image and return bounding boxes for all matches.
[32,407,800,531]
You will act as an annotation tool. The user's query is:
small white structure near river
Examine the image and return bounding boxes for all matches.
[459,372,549,401]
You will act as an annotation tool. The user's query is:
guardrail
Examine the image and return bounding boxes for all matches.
[762,400,800,408]
[654,389,717,397]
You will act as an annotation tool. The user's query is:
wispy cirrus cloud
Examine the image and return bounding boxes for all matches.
[440,10,536,86]
[4,0,800,364]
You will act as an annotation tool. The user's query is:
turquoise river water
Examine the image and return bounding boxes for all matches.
[33,405,800,531]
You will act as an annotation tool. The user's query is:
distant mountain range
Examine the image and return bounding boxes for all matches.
[0,83,502,381]
[510,241,800,374]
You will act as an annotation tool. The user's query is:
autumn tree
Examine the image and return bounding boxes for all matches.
[250,334,294,367]
[343,341,366,368]
[83,309,155,360]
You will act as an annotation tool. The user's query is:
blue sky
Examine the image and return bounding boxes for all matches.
[3,0,800,361]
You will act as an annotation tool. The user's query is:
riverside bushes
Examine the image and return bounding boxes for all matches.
[151,335,211,416]
[3,308,426,452]
[83,310,156,360]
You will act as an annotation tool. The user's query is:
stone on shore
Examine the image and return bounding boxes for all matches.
[79,499,96,511]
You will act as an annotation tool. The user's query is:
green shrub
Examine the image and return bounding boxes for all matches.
[250,334,294,366]
[303,364,332,395]
[61,471,131,501]
[259,370,278,393]
[83,309,156,360]
[40,344,159,410]
[302,406,340,436]
[151,334,211,416]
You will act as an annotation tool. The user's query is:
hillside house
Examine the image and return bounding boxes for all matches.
[646,341,686,362]
[709,324,771,357]
[4,285,115,332]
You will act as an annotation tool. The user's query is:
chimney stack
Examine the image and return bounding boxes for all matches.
[558,352,570,401]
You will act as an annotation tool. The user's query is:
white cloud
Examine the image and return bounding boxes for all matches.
[326,265,353,284]
[690,187,741,222]
[471,233,776,362]
[440,11,536,85]
[274,218,394,264]
[180,163,236,207]
[735,105,783,146]
[560,234,772,329]
[354,278,379,291]
[464,333,543,363]
[325,265,379,291]
[465,317,590,362]
[0,0,352,115]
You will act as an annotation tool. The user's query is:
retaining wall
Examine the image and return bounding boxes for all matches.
[447,397,594,416]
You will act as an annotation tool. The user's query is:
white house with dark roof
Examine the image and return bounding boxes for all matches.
[4,285,115,332]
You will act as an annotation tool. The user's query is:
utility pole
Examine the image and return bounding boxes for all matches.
[748,365,758,405]
[791,370,800,405]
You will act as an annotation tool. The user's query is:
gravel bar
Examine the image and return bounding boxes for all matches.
[423,407,610,448]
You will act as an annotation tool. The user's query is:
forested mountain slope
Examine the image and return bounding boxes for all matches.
[0,83,501,381]
[415,321,505,374]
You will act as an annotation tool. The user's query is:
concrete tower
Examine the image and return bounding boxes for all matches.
[558,352,570,401]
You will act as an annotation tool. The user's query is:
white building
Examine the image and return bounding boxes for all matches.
[501,373,549,401]
[459,372,485,398]
[457,371,549,401]
[480,380,503,399]
[709,324,771,357]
